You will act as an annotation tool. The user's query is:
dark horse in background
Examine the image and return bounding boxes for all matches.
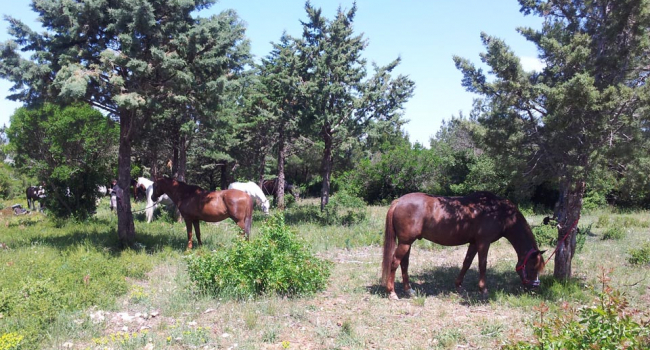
[26,186,46,211]
[261,179,300,205]
[151,178,254,249]
[382,191,545,300]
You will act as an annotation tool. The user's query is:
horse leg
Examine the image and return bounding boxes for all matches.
[455,242,478,294]
[400,246,416,297]
[193,221,202,246]
[235,218,248,239]
[185,220,194,250]
[387,242,413,300]
[477,243,490,297]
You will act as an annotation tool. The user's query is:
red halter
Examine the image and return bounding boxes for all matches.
[516,248,539,285]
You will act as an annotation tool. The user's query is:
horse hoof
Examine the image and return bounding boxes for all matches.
[455,285,466,295]
[389,292,399,301]
[406,288,416,297]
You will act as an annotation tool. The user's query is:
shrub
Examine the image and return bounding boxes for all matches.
[187,214,330,299]
[504,270,650,349]
[596,214,610,228]
[532,224,557,248]
[321,190,367,226]
[532,222,588,253]
[628,242,650,266]
[602,226,626,240]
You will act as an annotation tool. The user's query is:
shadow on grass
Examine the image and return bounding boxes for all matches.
[367,265,590,304]
[26,216,192,256]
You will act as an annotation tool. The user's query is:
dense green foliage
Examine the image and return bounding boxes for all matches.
[6,103,117,219]
[187,215,330,299]
[0,163,32,200]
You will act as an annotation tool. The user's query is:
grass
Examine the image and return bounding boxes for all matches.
[0,197,649,349]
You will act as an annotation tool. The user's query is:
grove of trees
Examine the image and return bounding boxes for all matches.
[1,0,649,283]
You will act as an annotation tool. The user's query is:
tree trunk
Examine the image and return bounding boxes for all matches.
[176,134,187,182]
[276,124,286,210]
[117,111,136,248]
[220,160,230,190]
[171,130,179,177]
[553,179,585,280]
[258,152,266,188]
[320,127,333,211]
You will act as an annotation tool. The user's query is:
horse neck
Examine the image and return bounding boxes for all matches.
[503,213,538,259]
[160,180,184,203]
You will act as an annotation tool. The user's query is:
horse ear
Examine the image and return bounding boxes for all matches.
[539,250,547,255]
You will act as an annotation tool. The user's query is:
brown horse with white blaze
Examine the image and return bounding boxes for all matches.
[382,191,545,300]
[151,178,253,249]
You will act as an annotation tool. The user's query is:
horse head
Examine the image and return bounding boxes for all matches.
[516,249,546,288]
[151,179,164,202]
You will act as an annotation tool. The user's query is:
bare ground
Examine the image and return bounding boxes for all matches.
[69,242,554,350]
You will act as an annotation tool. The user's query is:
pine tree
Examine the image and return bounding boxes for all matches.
[454,0,650,279]
[0,0,249,246]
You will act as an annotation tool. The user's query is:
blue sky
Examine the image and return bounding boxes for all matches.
[0,0,542,146]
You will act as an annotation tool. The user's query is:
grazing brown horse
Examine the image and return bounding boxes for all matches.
[151,178,254,249]
[382,191,545,300]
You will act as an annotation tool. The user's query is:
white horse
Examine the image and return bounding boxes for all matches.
[228,181,270,215]
[137,177,175,223]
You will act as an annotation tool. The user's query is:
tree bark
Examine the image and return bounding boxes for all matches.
[320,127,333,211]
[258,152,267,188]
[276,124,286,210]
[117,111,136,248]
[220,160,230,190]
[553,179,585,280]
[176,134,187,182]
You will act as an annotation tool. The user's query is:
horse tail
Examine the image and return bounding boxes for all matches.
[382,199,399,286]
[245,193,253,238]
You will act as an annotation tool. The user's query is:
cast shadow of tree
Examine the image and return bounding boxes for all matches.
[28,216,195,256]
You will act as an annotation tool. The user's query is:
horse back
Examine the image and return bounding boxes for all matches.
[391,192,517,246]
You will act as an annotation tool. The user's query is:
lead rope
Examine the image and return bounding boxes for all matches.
[544,218,580,266]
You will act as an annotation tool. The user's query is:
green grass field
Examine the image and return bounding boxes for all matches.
[0,197,648,349]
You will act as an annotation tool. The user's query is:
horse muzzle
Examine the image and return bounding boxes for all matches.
[523,279,541,288]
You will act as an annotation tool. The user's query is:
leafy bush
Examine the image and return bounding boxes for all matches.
[532,222,588,253]
[532,224,557,248]
[596,214,610,228]
[6,103,117,220]
[628,242,650,266]
[504,270,650,349]
[342,143,440,203]
[0,164,31,200]
[187,214,330,299]
[321,190,367,226]
[602,226,626,240]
